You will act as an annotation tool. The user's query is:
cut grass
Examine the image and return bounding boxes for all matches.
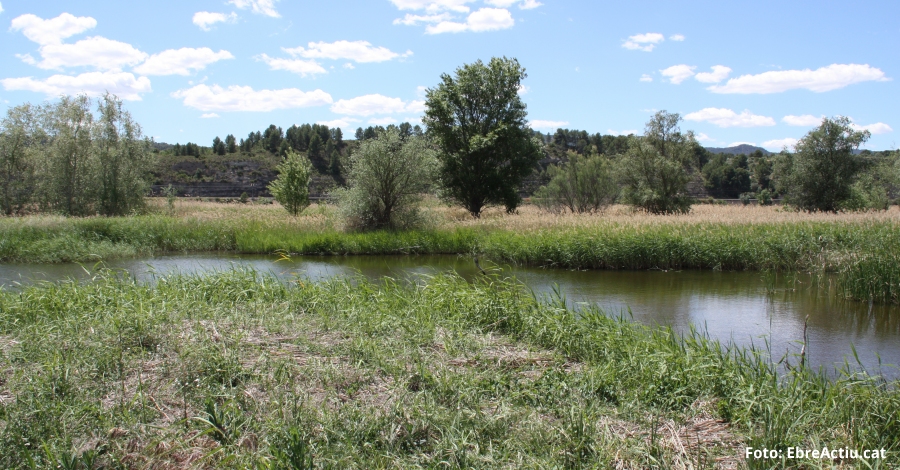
[0,269,897,468]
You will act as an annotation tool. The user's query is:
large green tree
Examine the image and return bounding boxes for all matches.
[93,93,153,216]
[617,111,697,214]
[423,57,542,217]
[0,104,39,215]
[782,116,870,212]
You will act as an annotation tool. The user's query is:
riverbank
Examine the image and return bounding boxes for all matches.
[1,202,898,303]
[0,269,896,468]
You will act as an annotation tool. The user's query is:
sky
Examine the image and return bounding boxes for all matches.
[1,0,898,151]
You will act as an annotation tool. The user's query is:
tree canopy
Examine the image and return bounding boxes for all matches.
[423,57,542,217]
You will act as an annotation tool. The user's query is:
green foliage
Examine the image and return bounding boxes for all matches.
[424,57,542,217]
[616,111,696,214]
[268,150,313,216]
[0,103,38,215]
[533,153,618,213]
[335,127,436,230]
[702,153,751,197]
[782,116,870,212]
[93,93,153,216]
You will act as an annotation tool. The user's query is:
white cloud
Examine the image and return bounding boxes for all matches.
[405,100,426,114]
[389,0,474,13]
[485,0,542,8]
[728,142,757,147]
[695,132,714,142]
[393,13,453,25]
[709,64,889,94]
[200,113,220,118]
[1,72,151,101]
[669,34,685,41]
[517,84,529,94]
[622,32,664,52]
[343,63,355,69]
[607,129,638,136]
[228,0,280,17]
[529,120,569,130]
[331,94,409,116]
[257,54,327,77]
[284,41,411,63]
[694,65,731,84]
[369,117,398,126]
[134,48,233,76]
[426,7,514,34]
[0,2,4,14]
[684,108,776,128]
[29,36,148,71]
[639,74,653,82]
[317,118,360,129]
[762,138,798,150]
[172,84,332,112]
[192,11,238,31]
[782,114,824,127]
[851,122,893,135]
[660,64,695,84]
[10,13,96,45]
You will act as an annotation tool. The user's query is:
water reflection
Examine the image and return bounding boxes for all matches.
[1,254,898,377]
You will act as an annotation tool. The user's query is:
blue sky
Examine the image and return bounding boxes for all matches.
[1,0,897,151]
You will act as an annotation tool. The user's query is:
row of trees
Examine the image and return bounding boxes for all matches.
[0,94,152,216]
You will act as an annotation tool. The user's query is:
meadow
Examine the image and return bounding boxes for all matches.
[1,200,898,304]
[0,269,897,468]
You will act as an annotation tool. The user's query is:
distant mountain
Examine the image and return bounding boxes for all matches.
[703,144,770,155]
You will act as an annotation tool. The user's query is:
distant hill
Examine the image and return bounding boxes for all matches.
[704,144,770,155]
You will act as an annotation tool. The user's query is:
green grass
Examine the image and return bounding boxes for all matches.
[0,269,897,468]
[2,212,899,304]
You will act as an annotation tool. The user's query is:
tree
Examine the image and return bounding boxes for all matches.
[39,95,96,215]
[533,153,618,214]
[308,133,323,160]
[93,93,152,216]
[701,153,751,197]
[212,136,226,155]
[616,111,696,214]
[225,134,237,153]
[268,150,313,216]
[783,116,869,212]
[0,104,38,215]
[335,127,436,230]
[263,124,283,153]
[423,57,542,217]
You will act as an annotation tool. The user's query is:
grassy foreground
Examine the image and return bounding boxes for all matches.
[1,202,898,304]
[0,269,898,468]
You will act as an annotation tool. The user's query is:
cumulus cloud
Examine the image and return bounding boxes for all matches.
[1,72,151,100]
[622,33,664,52]
[694,65,731,84]
[695,132,713,142]
[389,0,474,13]
[257,54,327,77]
[10,13,96,45]
[200,113,220,118]
[405,100,426,113]
[762,138,798,150]
[134,48,233,76]
[172,84,332,112]
[639,74,653,82]
[660,64,695,84]
[607,129,638,136]
[426,8,514,34]
[709,64,889,94]
[317,118,361,129]
[228,0,280,17]
[0,2,4,14]
[684,108,776,128]
[669,34,685,41]
[30,36,148,71]
[284,41,412,63]
[851,122,893,135]
[193,11,238,31]
[485,0,542,8]
[782,114,824,127]
[330,94,410,116]
[393,13,453,25]
[529,120,569,130]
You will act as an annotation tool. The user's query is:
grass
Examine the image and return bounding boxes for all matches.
[2,201,898,303]
[0,268,897,468]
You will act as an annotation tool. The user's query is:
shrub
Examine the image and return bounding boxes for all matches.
[534,153,617,214]
[268,150,313,216]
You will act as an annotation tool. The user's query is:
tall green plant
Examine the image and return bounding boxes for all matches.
[94,93,152,216]
[38,95,96,216]
[269,149,313,216]
[534,153,617,213]
[0,104,39,215]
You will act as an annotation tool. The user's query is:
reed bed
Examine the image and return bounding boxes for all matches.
[2,201,898,303]
[0,269,896,468]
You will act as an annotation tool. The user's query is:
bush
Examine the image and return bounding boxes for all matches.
[534,153,617,214]
[335,127,436,231]
[268,150,313,216]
